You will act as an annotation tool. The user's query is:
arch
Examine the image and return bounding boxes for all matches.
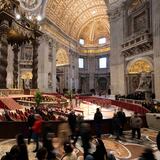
[127,57,153,74]
[98,77,107,90]
[56,48,69,67]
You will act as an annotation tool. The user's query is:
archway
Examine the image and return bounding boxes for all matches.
[127,59,153,74]
[56,48,69,93]
[21,71,33,89]
[97,77,107,92]
[126,58,153,94]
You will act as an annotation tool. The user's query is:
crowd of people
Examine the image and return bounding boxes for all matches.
[115,92,160,113]
[1,109,116,160]
[0,106,83,122]
[1,106,160,160]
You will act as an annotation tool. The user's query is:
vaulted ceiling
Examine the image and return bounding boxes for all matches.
[45,0,109,41]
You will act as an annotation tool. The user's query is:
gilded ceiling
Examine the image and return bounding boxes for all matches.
[45,0,109,40]
[79,17,110,47]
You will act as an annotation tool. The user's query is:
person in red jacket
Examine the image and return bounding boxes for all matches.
[32,114,43,152]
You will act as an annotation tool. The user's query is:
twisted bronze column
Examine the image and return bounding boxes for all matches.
[0,20,9,89]
[32,38,39,89]
[12,44,19,88]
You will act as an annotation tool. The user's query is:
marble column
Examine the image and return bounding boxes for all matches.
[73,54,79,90]
[7,45,14,88]
[51,40,57,92]
[12,44,19,88]
[68,50,79,91]
[0,20,9,88]
[32,38,39,89]
[152,0,160,99]
[109,4,125,95]
[38,35,49,92]
[89,56,95,90]
[68,52,73,90]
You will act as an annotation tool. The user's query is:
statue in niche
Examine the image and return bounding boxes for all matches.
[24,47,33,61]
[21,45,33,61]
[48,73,52,87]
[134,12,146,32]
[132,76,139,91]
[137,72,151,91]
[24,79,31,89]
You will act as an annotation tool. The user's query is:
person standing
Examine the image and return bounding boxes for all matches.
[68,110,77,140]
[112,113,121,140]
[94,108,103,138]
[117,108,126,136]
[27,113,35,144]
[130,112,143,139]
[32,114,44,152]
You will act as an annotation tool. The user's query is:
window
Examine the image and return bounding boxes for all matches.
[79,58,84,68]
[99,57,107,68]
[79,39,85,45]
[98,37,106,45]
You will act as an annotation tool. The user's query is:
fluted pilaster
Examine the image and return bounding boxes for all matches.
[0,20,9,89]
[12,44,19,88]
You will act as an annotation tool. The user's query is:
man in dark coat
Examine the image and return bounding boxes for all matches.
[94,108,103,138]
[117,108,126,136]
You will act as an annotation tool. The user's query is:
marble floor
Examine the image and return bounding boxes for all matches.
[0,128,159,160]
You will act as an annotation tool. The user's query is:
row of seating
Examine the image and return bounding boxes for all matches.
[78,96,112,107]
[78,96,149,115]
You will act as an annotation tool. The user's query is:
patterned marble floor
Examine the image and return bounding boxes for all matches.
[0,128,159,160]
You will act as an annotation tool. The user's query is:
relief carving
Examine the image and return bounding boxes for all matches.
[108,7,122,21]
[134,12,146,32]
[128,0,145,15]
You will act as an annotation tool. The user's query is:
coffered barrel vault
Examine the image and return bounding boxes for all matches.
[45,0,109,40]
